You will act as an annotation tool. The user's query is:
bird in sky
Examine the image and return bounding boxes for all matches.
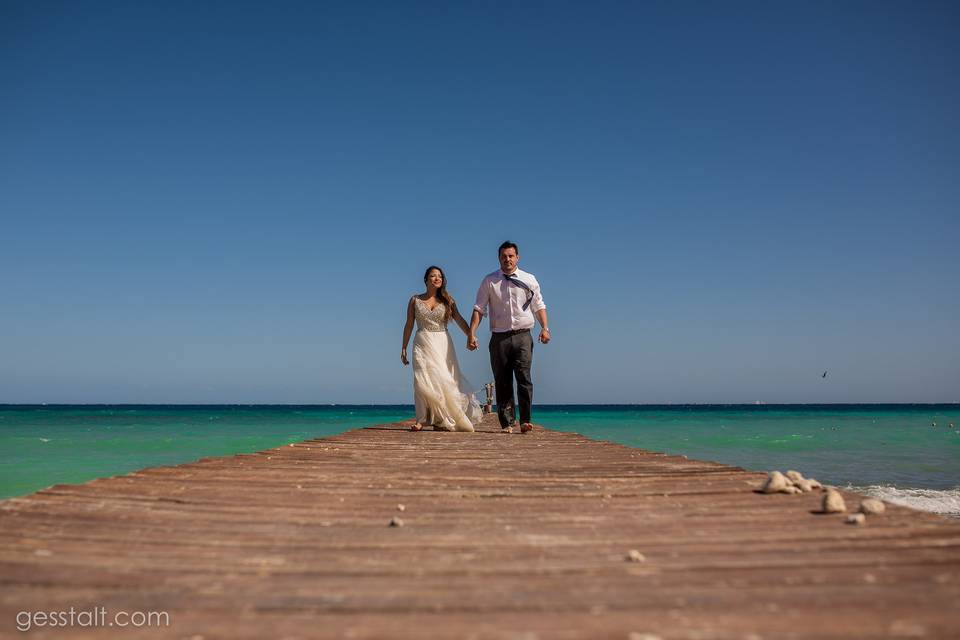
[822,370,828,378]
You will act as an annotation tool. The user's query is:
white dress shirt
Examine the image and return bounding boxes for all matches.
[473,268,546,333]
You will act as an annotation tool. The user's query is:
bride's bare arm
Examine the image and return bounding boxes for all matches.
[451,302,471,336]
[401,297,415,364]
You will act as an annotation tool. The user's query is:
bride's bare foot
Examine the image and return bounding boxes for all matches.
[410,423,424,432]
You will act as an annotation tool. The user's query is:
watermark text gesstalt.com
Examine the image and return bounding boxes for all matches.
[16,607,170,632]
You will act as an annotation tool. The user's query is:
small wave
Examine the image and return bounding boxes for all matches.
[849,484,960,518]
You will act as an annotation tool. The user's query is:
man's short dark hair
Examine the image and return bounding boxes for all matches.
[498,241,519,255]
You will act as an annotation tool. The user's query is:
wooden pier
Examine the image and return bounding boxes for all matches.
[1,414,958,639]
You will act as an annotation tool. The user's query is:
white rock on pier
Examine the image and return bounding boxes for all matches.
[822,489,847,513]
[761,471,790,493]
[859,498,886,515]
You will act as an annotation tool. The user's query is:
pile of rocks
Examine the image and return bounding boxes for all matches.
[760,469,822,494]
[760,469,887,526]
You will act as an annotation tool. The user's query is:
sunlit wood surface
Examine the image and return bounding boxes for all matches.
[2,413,958,639]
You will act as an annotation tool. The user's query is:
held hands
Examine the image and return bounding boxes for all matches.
[539,328,551,344]
[467,334,478,351]
[401,349,409,365]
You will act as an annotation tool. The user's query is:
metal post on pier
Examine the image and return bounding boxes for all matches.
[483,382,494,414]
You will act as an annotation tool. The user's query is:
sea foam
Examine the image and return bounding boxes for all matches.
[849,484,960,518]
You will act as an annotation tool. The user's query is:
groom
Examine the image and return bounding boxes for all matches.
[468,241,550,433]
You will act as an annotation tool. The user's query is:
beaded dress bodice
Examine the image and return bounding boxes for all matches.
[414,298,447,332]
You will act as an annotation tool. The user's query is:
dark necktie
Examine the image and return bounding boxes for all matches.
[503,273,533,311]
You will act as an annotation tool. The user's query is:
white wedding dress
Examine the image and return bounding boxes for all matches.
[412,298,482,432]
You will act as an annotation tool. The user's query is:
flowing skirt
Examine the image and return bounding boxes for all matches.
[412,329,482,432]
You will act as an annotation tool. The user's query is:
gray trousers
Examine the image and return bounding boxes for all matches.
[489,329,534,428]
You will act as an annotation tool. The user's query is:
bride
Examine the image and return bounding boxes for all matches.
[401,266,482,432]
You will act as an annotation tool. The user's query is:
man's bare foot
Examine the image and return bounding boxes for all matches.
[410,423,424,432]
[520,423,534,433]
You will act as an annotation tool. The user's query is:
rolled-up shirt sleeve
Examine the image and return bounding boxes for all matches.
[529,277,546,313]
[473,279,489,316]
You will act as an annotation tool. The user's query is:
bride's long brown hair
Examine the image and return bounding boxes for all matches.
[424,265,455,322]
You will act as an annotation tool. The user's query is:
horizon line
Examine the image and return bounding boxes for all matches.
[2,402,958,407]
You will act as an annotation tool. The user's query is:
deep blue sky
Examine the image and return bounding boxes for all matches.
[2,1,957,404]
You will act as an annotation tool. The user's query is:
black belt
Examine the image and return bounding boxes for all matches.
[493,328,531,336]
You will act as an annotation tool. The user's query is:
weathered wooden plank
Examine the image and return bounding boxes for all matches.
[1,415,958,639]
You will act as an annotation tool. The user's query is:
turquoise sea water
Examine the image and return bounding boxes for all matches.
[2,405,958,516]
[0,406,410,501]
